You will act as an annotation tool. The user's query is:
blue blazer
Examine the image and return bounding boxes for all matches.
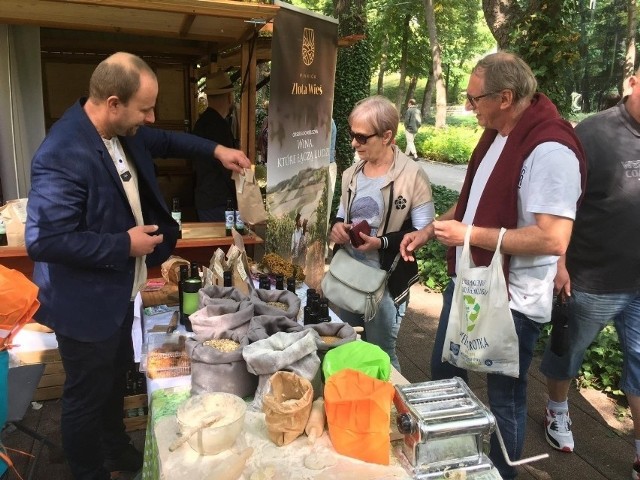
[26,99,218,341]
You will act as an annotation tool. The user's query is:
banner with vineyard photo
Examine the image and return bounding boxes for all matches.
[265,2,338,290]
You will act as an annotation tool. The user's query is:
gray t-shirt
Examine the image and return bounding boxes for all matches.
[568,101,640,293]
[343,171,386,268]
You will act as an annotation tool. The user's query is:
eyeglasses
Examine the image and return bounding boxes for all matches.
[349,130,378,145]
[466,92,498,108]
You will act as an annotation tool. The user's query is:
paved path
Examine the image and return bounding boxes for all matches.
[417,159,467,192]
[398,284,634,479]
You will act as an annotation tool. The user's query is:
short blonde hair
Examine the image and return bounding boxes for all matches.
[349,95,399,138]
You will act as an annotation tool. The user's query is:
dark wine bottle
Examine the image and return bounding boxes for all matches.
[225,199,234,236]
[0,218,7,247]
[171,197,182,239]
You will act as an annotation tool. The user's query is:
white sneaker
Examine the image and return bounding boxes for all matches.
[544,408,574,452]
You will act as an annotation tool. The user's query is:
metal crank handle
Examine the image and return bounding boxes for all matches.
[494,423,549,466]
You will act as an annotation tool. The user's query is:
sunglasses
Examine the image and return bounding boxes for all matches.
[349,130,378,145]
[466,91,498,108]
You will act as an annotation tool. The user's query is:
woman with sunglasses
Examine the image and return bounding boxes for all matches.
[328,95,435,371]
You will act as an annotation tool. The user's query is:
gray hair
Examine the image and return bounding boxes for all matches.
[89,52,156,104]
[473,52,537,104]
[349,95,399,138]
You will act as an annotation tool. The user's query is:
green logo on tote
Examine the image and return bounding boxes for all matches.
[464,295,480,332]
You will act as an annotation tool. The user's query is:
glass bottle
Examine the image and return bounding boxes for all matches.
[223,270,233,287]
[0,218,6,247]
[235,209,245,235]
[171,197,182,239]
[275,274,284,290]
[286,277,296,293]
[181,263,201,332]
[225,199,235,236]
[178,265,189,326]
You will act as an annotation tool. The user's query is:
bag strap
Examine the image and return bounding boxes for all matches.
[490,228,508,266]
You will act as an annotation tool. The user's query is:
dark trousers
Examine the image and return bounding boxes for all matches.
[56,303,134,480]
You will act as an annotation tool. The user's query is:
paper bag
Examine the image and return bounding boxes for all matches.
[232,168,266,226]
[0,198,28,246]
[324,369,395,465]
[0,265,40,349]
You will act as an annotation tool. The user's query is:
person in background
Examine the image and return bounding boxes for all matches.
[399,52,586,479]
[403,98,421,159]
[192,71,238,221]
[539,70,640,479]
[329,95,434,371]
[291,212,305,265]
[25,52,249,480]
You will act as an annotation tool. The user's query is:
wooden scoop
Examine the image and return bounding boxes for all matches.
[169,413,222,452]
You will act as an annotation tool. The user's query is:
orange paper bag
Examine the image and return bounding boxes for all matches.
[0,265,40,349]
[324,368,395,465]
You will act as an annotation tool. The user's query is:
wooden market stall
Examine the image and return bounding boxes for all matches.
[0,0,279,220]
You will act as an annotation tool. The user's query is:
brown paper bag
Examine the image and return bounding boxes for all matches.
[0,198,28,246]
[232,168,266,226]
[263,371,314,446]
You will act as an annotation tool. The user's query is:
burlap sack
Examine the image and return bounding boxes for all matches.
[303,322,358,355]
[242,330,320,410]
[186,332,257,398]
[246,314,303,343]
[189,300,254,338]
[250,288,301,320]
[262,371,313,446]
[199,284,250,306]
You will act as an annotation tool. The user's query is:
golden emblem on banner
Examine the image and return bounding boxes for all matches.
[302,28,315,66]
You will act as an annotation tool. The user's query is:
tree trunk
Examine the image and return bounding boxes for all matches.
[377,34,389,95]
[423,0,446,128]
[421,75,434,119]
[405,76,418,110]
[396,14,411,111]
[482,0,523,50]
[624,0,637,84]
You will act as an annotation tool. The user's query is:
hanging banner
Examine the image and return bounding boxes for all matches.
[266,2,338,289]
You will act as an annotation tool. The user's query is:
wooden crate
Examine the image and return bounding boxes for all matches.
[123,394,149,432]
[14,346,66,401]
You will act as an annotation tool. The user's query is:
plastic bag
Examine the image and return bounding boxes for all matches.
[0,265,40,350]
[324,368,395,465]
[322,341,390,382]
[443,226,519,377]
[262,371,313,446]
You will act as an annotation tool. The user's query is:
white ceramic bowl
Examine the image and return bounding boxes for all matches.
[176,392,246,455]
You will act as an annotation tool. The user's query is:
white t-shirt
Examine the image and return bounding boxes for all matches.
[459,138,582,322]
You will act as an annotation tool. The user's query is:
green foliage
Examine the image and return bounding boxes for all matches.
[576,325,624,398]
[265,212,297,258]
[414,185,460,292]
[537,323,624,400]
[507,1,582,116]
[396,123,482,164]
[331,0,372,220]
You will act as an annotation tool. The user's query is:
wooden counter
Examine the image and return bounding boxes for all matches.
[0,222,263,279]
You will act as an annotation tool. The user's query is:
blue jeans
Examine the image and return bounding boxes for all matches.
[431,280,542,480]
[336,289,406,372]
[540,288,640,396]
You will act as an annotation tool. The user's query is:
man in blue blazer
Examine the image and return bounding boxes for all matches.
[26,52,250,480]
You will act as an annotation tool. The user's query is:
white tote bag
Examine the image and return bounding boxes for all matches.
[442,226,520,377]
